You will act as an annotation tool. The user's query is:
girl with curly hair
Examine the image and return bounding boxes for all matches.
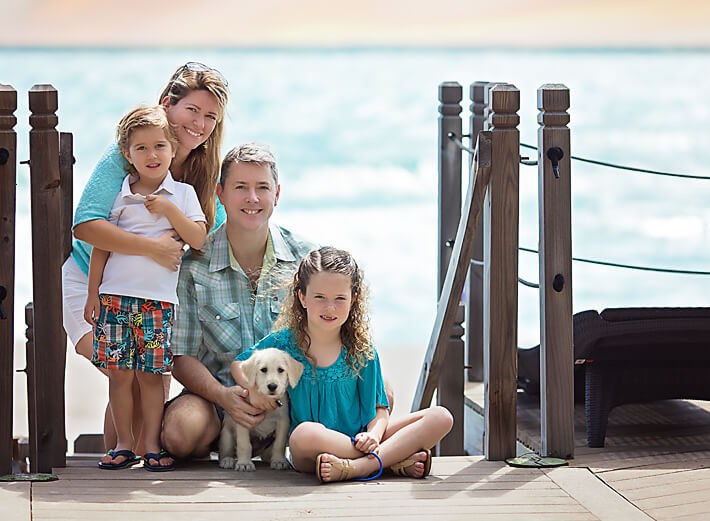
[232,246,453,482]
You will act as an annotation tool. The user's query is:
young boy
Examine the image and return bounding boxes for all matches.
[84,105,207,471]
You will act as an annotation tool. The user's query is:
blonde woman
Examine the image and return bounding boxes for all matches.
[62,62,229,466]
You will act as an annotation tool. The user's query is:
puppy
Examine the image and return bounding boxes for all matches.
[219,348,303,471]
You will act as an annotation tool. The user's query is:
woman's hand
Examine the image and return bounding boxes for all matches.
[353,431,381,455]
[149,231,185,271]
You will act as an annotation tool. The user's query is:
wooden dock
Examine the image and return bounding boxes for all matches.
[4,422,710,521]
[0,455,651,521]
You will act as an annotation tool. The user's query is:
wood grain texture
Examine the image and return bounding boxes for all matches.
[483,84,519,461]
[0,84,17,476]
[537,84,575,458]
[28,84,67,472]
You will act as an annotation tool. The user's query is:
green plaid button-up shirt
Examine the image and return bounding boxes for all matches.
[172,223,316,386]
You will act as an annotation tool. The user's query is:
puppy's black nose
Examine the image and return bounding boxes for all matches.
[267,383,278,393]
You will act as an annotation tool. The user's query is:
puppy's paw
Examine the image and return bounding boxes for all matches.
[219,457,236,469]
[270,458,290,470]
[234,460,256,472]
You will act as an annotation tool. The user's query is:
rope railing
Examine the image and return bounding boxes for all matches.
[519,142,710,181]
[472,247,710,292]
[448,132,710,280]
[520,247,710,276]
[452,134,710,180]
[471,259,540,288]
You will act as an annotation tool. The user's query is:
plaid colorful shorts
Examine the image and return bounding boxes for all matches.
[91,294,174,374]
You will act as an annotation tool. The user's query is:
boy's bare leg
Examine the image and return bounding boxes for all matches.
[74,332,158,455]
[101,369,136,465]
[136,371,172,467]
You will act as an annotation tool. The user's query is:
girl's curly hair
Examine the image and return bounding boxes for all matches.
[275,246,373,377]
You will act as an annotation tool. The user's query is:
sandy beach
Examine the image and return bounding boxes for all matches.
[12,341,424,453]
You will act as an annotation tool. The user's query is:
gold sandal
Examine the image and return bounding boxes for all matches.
[315,453,355,483]
[390,448,432,478]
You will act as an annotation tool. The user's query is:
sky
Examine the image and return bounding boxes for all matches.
[2,0,709,48]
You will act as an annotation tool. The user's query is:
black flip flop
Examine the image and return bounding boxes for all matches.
[98,449,141,470]
[143,449,175,472]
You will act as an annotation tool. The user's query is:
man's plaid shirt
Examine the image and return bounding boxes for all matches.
[172,223,316,386]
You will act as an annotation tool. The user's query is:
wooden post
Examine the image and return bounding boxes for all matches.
[28,84,66,471]
[537,84,574,458]
[0,84,17,476]
[59,133,73,262]
[437,82,462,294]
[436,82,464,455]
[438,306,464,455]
[24,303,37,472]
[464,81,488,382]
[483,84,520,461]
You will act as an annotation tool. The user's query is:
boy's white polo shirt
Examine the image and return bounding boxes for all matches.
[99,172,205,305]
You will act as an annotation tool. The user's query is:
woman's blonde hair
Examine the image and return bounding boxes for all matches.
[158,63,229,230]
[116,105,178,176]
[275,247,374,377]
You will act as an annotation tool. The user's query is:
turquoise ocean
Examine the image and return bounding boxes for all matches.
[3,48,710,446]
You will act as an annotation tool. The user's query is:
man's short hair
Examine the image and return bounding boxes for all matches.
[220,142,279,186]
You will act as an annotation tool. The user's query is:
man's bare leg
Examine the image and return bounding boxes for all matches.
[161,393,221,459]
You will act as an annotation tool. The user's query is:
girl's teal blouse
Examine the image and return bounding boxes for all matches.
[236,328,389,438]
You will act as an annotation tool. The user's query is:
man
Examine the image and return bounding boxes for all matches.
[161,142,316,458]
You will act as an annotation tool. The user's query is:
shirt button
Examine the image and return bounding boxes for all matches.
[215,314,221,320]
[255,316,260,322]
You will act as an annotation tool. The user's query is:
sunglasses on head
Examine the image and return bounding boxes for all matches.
[171,61,228,87]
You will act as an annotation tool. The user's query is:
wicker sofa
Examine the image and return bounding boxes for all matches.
[517,307,710,447]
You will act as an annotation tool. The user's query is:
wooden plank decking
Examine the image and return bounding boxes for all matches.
[3,391,709,520]
[466,383,710,520]
[2,455,650,521]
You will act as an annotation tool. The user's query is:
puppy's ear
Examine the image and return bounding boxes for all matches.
[241,354,258,387]
[286,355,304,388]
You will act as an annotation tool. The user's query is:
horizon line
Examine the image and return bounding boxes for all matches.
[2,44,710,53]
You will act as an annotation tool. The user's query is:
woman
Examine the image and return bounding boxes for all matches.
[62,62,229,467]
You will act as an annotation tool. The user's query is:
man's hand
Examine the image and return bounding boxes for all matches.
[220,385,265,430]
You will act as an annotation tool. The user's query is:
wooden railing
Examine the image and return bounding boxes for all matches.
[0,84,72,474]
[413,82,574,460]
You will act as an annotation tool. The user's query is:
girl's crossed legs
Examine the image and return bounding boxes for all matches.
[288,405,453,482]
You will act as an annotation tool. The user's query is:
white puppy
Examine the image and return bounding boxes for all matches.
[219,348,303,471]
